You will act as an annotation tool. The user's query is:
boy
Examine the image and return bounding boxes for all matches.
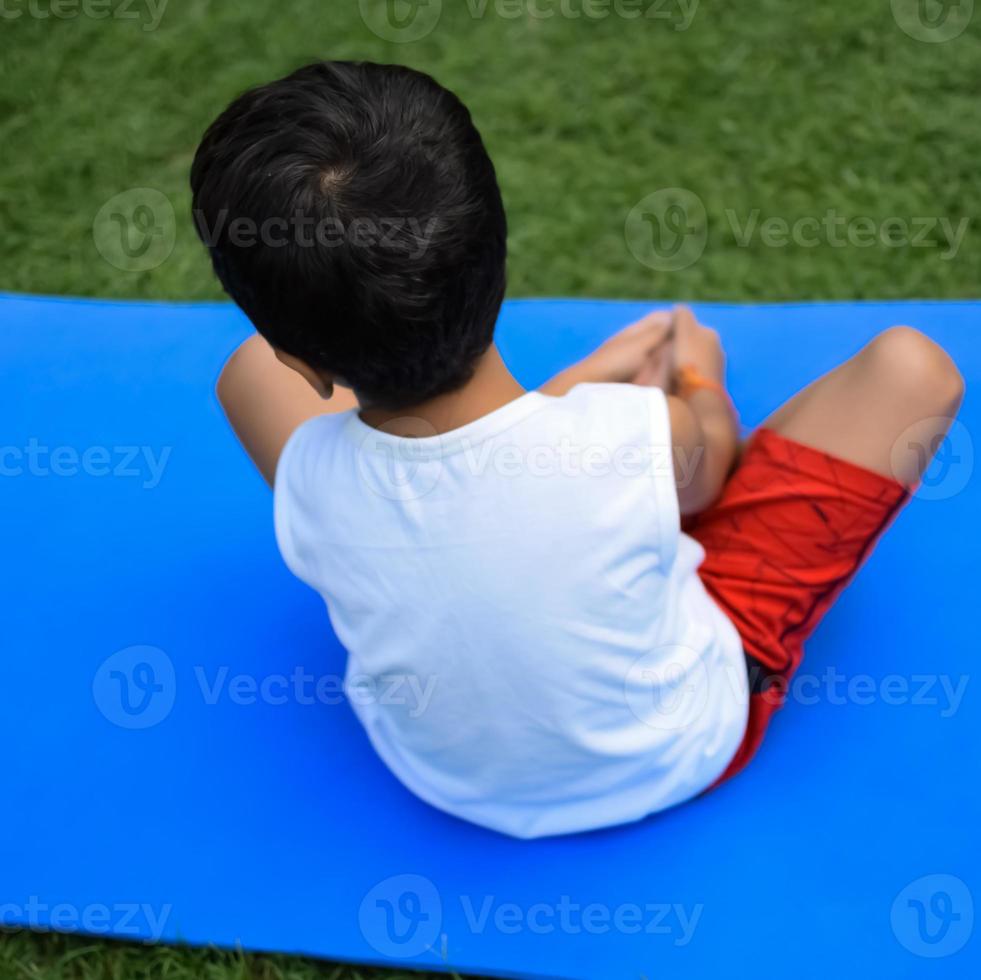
[192,61,963,839]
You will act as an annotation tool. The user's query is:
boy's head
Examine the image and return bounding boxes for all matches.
[191,61,507,410]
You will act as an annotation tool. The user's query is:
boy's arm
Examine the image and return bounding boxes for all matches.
[539,310,674,396]
[216,335,357,487]
[541,305,738,515]
[665,307,739,515]
[666,389,738,515]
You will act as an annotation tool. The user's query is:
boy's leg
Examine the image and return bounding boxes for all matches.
[689,326,964,785]
[761,326,963,486]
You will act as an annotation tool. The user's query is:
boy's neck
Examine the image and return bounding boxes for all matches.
[358,344,527,436]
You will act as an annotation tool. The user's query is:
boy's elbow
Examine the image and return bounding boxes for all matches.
[677,473,724,517]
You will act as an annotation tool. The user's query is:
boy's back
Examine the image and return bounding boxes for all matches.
[275,382,746,838]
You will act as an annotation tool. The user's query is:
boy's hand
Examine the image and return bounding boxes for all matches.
[671,305,724,385]
[592,310,675,385]
[540,310,675,396]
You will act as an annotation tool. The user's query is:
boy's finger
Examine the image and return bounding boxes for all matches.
[622,309,673,337]
[644,327,675,355]
[636,314,675,354]
[672,304,697,335]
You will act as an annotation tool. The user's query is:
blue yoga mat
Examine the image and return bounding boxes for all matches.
[1,293,978,979]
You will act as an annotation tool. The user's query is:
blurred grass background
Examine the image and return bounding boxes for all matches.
[1,0,978,977]
[1,0,979,304]
[0,930,484,980]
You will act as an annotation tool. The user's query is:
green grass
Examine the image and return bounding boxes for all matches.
[1,1,978,977]
[1,0,980,305]
[0,930,481,980]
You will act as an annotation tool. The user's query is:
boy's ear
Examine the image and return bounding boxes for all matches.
[273,347,336,399]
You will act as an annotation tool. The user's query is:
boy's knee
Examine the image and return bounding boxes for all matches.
[864,326,964,413]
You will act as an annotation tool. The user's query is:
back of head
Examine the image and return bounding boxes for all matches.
[191,61,507,410]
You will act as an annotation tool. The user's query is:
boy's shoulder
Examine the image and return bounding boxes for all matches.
[546,381,671,435]
[274,409,353,487]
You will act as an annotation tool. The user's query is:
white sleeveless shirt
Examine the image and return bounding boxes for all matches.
[274,383,748,838]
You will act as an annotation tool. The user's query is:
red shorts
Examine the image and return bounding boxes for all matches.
[685,428,911,785]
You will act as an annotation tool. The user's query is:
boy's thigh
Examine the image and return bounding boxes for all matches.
[685,428,909,681]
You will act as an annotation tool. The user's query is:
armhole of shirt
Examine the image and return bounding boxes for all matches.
[273,416,321,586]
[647,386,681,570]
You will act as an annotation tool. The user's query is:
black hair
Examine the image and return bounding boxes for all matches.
[190,61,507,409]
